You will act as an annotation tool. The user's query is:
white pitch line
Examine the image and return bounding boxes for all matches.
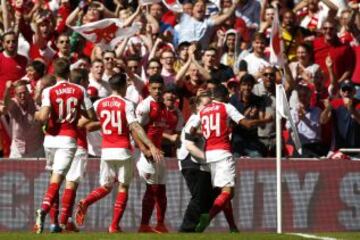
[288,233,342,240]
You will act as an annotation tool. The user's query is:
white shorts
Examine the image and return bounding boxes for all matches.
[44,148,77,175]
[9,145,45,159]
[66,148,88,183]
[99,158,133,187]
[209,156,235,188]
[136,153,166,185]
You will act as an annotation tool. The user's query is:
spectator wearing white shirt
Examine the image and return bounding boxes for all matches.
[286,85,326,157]
[242,33,270,77]
[88,59,111,98]
[102,50,117,82]
[174,0,240,48]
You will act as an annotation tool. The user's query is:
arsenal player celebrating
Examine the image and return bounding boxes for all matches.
[33,58,95,234]
[47,69,92,233]
[74,73,162,233]
[136,75,170,233]
[195,85,272,232]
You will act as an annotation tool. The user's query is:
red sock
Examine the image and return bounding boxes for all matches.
[209,191,231,219]
[49,191,59,225]
[60,188,76,225]
[110,192,128,228]
[83,187,110,207]
[140,184,155,225]
[41,183,60,213]
[223,201,237,229]
[154,184,167,225]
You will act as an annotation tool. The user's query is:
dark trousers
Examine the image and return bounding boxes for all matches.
[294,142,328,158]
[179,168,213,232]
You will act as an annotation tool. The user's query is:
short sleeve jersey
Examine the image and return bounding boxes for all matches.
[76,128,88,150]
[199,101,245,162]
[136,96,169,148]
[94,95,137,150]
[164,107,184,134]
[42,80,92,148]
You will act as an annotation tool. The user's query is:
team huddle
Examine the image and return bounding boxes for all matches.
[33,57,268,234]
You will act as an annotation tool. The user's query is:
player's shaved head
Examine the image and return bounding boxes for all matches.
[108,73,127,91]
[212,85,229,102]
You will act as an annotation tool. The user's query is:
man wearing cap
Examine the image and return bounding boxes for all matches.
[320,80,360,157]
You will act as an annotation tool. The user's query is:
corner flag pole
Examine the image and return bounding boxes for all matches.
[276,86,282,234]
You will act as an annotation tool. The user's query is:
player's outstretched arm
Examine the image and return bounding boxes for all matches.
[130,122,163,162]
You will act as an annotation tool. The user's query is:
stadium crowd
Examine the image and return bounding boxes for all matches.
[1,0,360,160]
[1,0,360,234]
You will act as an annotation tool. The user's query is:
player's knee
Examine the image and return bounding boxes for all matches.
[65,181,78,189]
[118,183,129,193]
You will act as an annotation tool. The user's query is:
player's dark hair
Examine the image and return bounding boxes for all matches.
[54,58,70,79]
[29,60,46,78]
[212,85,229,102]
[70,68,89,85]
[108,73,127,91]
[149,74,164,85]
[240,74,256,86]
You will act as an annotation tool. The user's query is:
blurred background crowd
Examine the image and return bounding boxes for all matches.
[0,0,359,159]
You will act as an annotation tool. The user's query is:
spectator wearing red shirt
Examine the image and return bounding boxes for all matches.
[48,33,76,74]
[0,31,27,99]
[313,19,355,88]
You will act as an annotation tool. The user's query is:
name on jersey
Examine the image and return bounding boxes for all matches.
[102,101,121,108]
[55,88,75,96]
[202,105,220,113]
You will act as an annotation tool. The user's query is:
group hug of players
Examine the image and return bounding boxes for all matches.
[33,58,270,234]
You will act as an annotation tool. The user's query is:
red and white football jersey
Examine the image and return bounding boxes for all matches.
[199,101,244,162]
[42,80,92,148]
[76,128,88,150]
[136,96,169,148]
[94,95,137,160]
[164,107,184,134]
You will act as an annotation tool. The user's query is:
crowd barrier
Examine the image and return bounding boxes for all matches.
[0,158,360,232]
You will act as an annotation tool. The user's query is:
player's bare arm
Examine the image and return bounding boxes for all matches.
[129,122,163,162]
[131,130,152,159]
[35,106,51,123]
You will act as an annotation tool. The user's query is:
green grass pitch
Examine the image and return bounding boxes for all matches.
[1,232,360,240]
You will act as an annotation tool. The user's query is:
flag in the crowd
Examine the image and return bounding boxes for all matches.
[71,19,141,50]
[269,8,285,67]
[276,84,302,155]
[140,0,161,5]
[162,0,183,13]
